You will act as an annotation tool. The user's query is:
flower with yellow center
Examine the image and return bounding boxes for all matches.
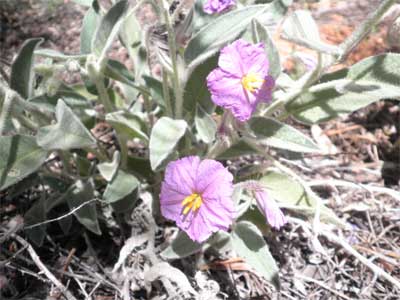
[160,156,234,242]
[207,39,275,122]
[181,193,203,215]
[241,73,265,93]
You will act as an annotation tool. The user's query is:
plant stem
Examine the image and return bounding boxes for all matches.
[161,68,173,117]
[0,82,53,120]
[87,60,115,113]
[0,90,13,136]
[338,0,396,62]
[161,0,183,119]
[17,113,39,132]
[58,151,74,176]
[142,91,154,130]
[265,0,395,119]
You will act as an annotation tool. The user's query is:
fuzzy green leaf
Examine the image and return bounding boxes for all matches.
[161,231,202,260]
[251,19,281,78]
[97,151,120,182]
[183,55,217,117]
[92,0,127,57]
[195,105,217,143]
[232,221,280,289]
[103,170,139,213]
[287,53,400,123]
[0,135,47,191]
[260,170,345,227]
[66,180,101,235]
[80,5,100,54]
[249,116,319,153]
[106,111,148,142]
[184,5,269,66]
[10,38,43,99]
[149,117,187,170]
[37,100,96,150]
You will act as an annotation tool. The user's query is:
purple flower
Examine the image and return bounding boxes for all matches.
[207,39,275,122]
[248,183,287,229]
[160,156,234,243]
[203,0,236,14]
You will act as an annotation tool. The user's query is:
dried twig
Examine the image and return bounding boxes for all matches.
[12,234,78,300]
[295,273,353,300]
[24,198,99,230]
[289,217,400,290]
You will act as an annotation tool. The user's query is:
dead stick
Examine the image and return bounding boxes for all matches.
[13,234,78,300]
[289,217,400,290]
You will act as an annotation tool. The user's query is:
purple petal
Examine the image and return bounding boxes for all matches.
[219,39,268,76]
[254,189,287,229]
[176,209,212,243]
[160,156,200,220]
[207,39,275,122]
[207,68,256,122]
[160,156,235,243]
[195,159,233,196]
[255,75,275,103]
[203,0,236,15]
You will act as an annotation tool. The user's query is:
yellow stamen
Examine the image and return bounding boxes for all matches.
[241,73,264,92]
[181,193,203,215]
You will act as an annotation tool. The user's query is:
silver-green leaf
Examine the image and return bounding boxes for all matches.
[260,170,345,227]
[161,231,202,260]
[92,0,127,57]
[10,38,43,99]
[37,100,96,150]
[149,117,187,171]
[66,180,101,235]
[80,4,100,54]
[184,5,270,66]
[0,135,47,191]
[195,105,217,144]
[287,53,400,124]
[249,116,319,153]
[106,111,148,142]
[232,221,280,289]
[97,151,120,181]
[103,170,139,204]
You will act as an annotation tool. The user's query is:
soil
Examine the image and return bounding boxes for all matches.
[0,1,399,300]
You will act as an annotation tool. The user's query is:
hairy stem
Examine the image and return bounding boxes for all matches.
[338,0,396,62]
[161,0,183,119]
[87,60,115,113]
[161,68,173,117]
[0,90,13,136]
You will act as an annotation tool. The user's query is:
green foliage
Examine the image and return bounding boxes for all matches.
[10,38,43,99]
[36,100,96,150]
[249,116,319,153]
[106,111,148,142]
[92,0,127,58]
[81,4,100,54]
[195,105,217,143]
[260,170,346,227]
[251,19,281,78]
[184,5,270,66]
[183,55,217,116]
[103,170,139,206]
[1,0,399,289]
[161,231,202,259]
[232,221,280,289]
[287,53,400,123]
[0,135,47,191]
[149,117,187,171]
[66,180,101,235]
